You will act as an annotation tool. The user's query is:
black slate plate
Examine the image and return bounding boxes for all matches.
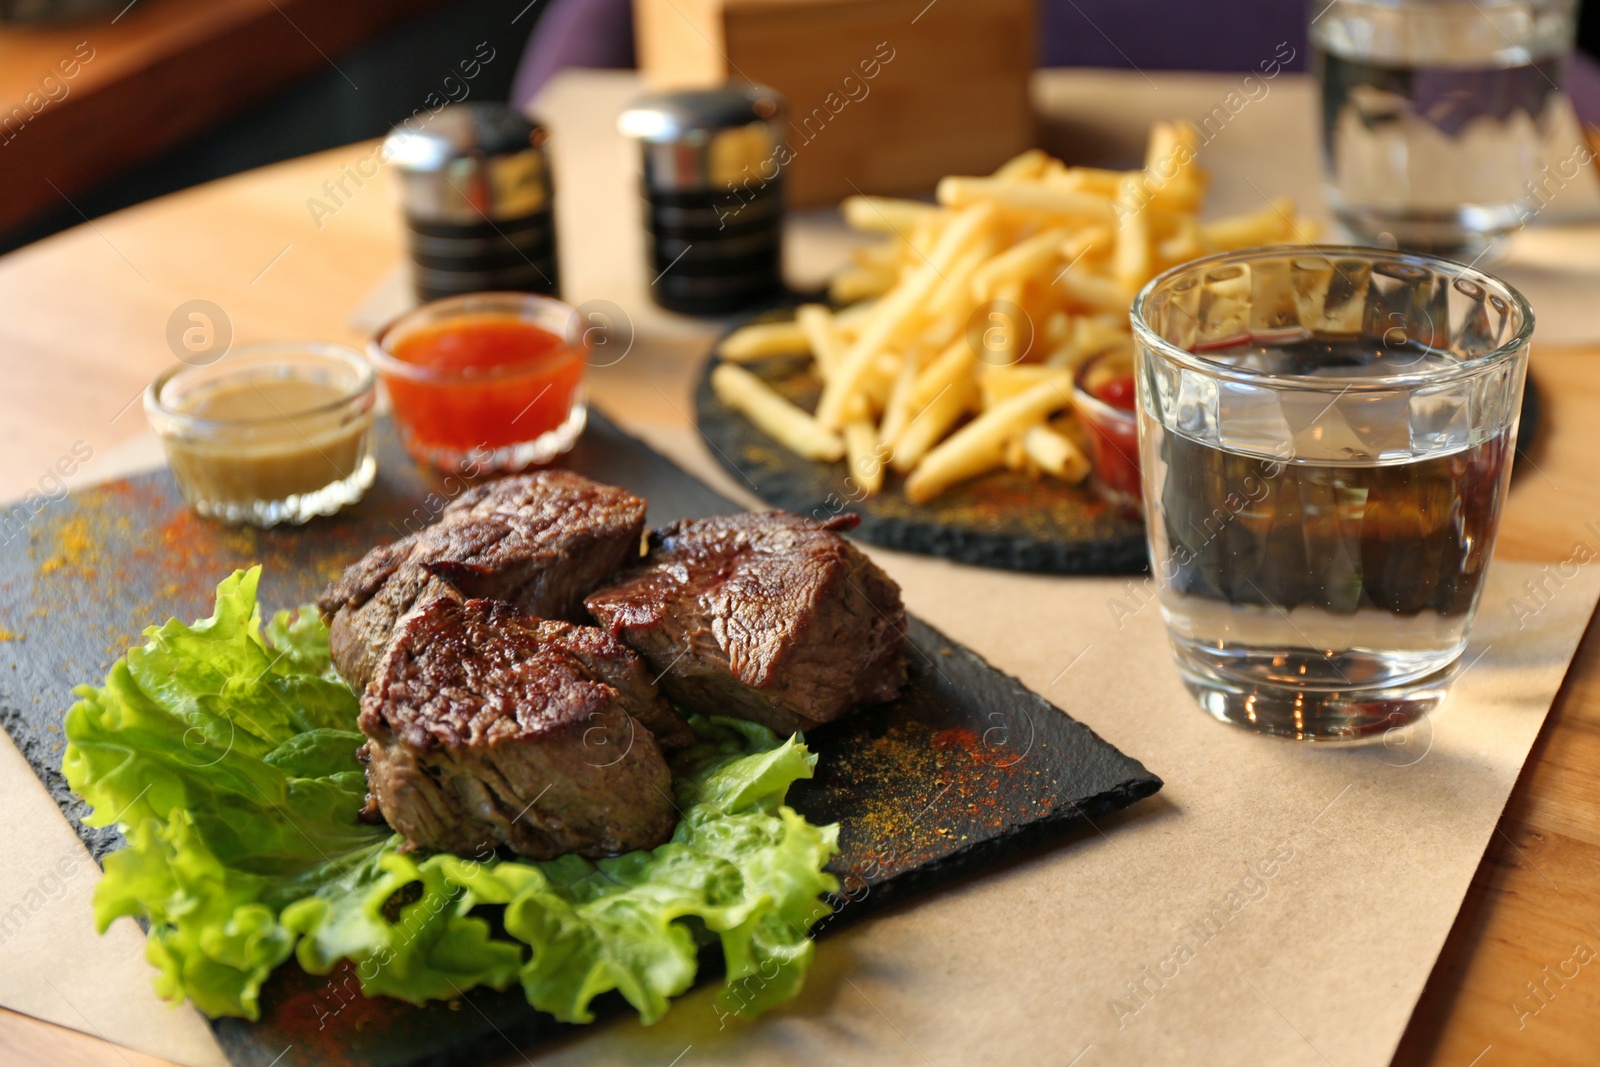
[0,411,1161,1067]
[695,352,1150,575]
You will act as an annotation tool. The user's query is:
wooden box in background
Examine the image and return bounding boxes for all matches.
[633,0,1036,206]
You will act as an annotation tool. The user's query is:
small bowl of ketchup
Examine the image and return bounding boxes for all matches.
[370,292,588,472]
[1073,348,1142,512]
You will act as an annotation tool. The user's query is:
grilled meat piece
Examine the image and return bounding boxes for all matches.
[318,470,648,694]
[359,597,682,859]
[584,512,907,734]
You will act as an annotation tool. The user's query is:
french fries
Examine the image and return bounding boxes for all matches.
[816,202,998,429]
[716,319,810,362]
[714,125,1320,503]
[1022,424,1092,484]
[844,418,885,495]
[891,377,973,475]
[794,303,846,380]
[1199,197,1306,250]
[710,363,844,462]
[841,195,939,235]
[906,374,1073,503]
[937,176,1119,220]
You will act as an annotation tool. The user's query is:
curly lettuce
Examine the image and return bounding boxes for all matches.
[62,567,838,1023]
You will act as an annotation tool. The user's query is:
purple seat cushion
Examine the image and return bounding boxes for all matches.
[1040,0,1307,72]
[512,0,635,110]
[1569,50,1600,128]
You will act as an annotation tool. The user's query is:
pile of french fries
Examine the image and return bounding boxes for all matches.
[712,122,1319,504]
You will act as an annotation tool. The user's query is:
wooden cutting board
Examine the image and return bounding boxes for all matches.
[0,411,1161,1067]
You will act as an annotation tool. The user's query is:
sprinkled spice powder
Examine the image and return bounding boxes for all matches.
[37,517,97,577]
[800,711,1047,881]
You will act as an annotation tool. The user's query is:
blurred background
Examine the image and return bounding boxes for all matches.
[1,0,1597,255]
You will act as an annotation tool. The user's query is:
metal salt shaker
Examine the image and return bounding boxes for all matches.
[383,102,560,302]
[618,85,787,315]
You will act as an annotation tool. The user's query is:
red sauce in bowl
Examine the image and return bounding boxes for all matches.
[1091,374,1137,411]
[1075,364,1142,509]
[383,313,585,457]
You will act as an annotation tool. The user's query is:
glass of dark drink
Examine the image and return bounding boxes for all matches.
[1130,247,1531,741]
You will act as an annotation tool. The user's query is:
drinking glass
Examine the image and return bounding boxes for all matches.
[1311,0,1578,260]
[1130,247,1532,741]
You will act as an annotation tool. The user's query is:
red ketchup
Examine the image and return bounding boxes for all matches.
[1092,374,1136,411]
[1079,369,1141,507]
[386,315,584,454]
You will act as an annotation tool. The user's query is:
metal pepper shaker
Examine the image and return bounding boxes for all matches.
[383,102,560,303]
[618,85,787,315]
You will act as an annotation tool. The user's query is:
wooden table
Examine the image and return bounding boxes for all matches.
[2,82,1600,1067]
[0,0,438,240]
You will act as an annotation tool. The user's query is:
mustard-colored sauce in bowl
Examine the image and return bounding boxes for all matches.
[145,345,377,526]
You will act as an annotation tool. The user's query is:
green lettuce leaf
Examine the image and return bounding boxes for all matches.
[63,567,838,1024]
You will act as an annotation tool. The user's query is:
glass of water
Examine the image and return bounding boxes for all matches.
[1131,247,1531,742]
[1311,0,1578,260]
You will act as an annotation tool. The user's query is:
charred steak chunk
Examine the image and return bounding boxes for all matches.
[584,512,907,734]
[318,470,647,693]
[359,597,683,859]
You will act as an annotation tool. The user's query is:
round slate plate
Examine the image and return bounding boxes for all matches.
[694,352,1150,575]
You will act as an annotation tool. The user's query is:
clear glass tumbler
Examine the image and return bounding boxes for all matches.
[1131,247,1531,741]
[1311,0,1578,261]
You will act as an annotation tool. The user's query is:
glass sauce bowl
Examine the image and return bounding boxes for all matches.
[145,343,377,526]
[1073,347,1142,512]
[368,292,588,472]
